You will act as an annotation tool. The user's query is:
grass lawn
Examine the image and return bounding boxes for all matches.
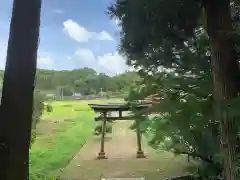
[30,100,95,179]
[30,99,124,180]
[43,99,124,118]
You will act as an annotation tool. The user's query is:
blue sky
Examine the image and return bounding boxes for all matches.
[0,0,128,76]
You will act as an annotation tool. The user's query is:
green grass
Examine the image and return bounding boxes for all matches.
[43,100,94,118]
[30,100,96,179]
[43,99,124,118]
[30,112,94,174]
[30,99,125,179]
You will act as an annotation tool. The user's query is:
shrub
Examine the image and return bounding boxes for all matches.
[30,91,45,146]
[46,104,53,113]
[30,131,37,148]
[94,121,113,135]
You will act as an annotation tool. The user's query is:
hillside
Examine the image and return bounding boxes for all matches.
[0,68,140,96]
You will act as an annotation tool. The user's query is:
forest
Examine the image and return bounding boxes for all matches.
[35,68,139,96]
[0,68,140,97]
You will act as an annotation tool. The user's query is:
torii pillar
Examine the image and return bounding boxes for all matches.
[97,112,107,159]
[136,119,146,158]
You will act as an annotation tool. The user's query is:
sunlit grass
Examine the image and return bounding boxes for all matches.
[30,100,96,179]
[30,112,94,177]
[43,99,125,118]
[30,99,124,179]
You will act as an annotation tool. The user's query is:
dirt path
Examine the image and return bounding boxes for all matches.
[60,120,191,180]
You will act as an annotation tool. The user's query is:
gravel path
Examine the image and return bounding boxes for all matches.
[59,120,191,180]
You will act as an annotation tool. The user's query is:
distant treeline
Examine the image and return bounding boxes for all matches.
[0,68,140,97]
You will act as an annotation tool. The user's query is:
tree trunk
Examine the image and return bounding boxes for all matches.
[0,0,41,179]
[204,0,240,179]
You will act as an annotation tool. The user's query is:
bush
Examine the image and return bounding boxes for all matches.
[32,91,45,128]
[30,91,45,146]
[30,131,37,149]
[46,104,53,113]
[94,121,113,135]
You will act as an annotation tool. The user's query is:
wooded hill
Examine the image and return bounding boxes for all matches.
[0,68,140,96]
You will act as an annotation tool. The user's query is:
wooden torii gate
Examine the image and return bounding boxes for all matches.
[88,103,150,159]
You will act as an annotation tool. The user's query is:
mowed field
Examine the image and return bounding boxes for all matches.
[29,99,123,180]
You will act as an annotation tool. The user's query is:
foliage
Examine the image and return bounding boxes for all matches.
[126,70,226,179]
[30,91,45,147]
[94,121,113,135]
[109,0,240,179]
[108,0,202,70]
[30,68,140,96]
[46,104,53,113]
[32,91,45,129]
[0,68,140,98]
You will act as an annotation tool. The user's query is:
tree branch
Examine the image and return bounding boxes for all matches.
[178,150,223,175]
[179,151,214,164]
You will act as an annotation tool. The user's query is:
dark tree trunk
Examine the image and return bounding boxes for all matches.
[204,0,240,179]
[0,0,41,179]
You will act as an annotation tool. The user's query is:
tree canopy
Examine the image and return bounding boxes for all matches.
[108,0,240,179]
[0,68,140,97]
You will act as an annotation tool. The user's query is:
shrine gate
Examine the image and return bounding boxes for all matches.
[88,103,150,159]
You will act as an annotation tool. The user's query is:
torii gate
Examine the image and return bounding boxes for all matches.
[88,103,150,159]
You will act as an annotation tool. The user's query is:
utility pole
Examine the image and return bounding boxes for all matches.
[57,86,64,100]
[60,87,64,100]
[61,87,63,100]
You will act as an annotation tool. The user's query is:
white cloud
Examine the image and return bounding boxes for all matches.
[0,34,53,70]
[74,48,127,75]
[97,31,113,41]
[63,20,92,42]
[37,56,53,68]
[0,51,53,70]
[75,48,95,64]
[63,19,113,42]
[111,18,121,30]
[98,52,127,74]
[114,19,120,26]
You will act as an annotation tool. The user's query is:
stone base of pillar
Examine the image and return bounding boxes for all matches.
[96,151,107,159]
[136,150,146,158]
